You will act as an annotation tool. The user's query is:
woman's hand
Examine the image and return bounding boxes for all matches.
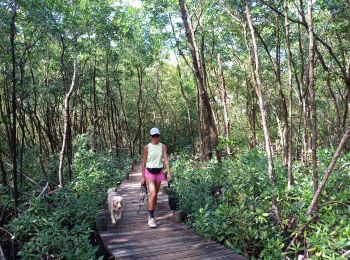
[167,173,171,182]
[141,176,145,185]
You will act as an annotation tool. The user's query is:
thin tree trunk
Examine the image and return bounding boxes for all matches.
[169,14,196,155]
[179,0,210,159]
[105,55,117,153]
[59,34,67,93]
[132,65,143,157]
[255,15,289,166]
[171,110,178,151]
[342,85,350,130]
[307,0,318,213]
[67,114,73,181]
[315,46,341,135]
[0,148,7,186]
[58,33,77,187]
[284,0,294,188]
[179,0,221,162]
[217,54,231,155]
[306,128,350,216]
[245,4,283,227]
[275,15,289,168]
[116,76,129,153]
[19,63,25,187]
[178,62,196,155]
[137,66,143,156]
[10,0,19,213]
[154,66,165,128]
[246,80,257,147]
[92,51,99,152]
[28,55,37,145]
[297,15,309,167]
[0,93,12,153]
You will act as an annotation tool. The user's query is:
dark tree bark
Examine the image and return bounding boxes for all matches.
[105,54,119,153]
[18,55,26,187]
[131,65,143,157]
[0,147,7,187]
[246,80,257,147]
[296,10,310,167]
[28,53,37,146]
[10,0,19,213]
[0,90,12,160]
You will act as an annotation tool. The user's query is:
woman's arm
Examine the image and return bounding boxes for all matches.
[162,144,171,181]
[141,145,148,184]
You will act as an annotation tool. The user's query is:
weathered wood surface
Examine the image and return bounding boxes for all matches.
[99,162,246,260]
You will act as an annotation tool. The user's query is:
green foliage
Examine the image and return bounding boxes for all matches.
[170,149,350,258]
[7,135,132,259]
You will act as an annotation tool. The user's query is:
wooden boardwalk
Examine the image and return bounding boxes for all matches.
[98,163,245,260]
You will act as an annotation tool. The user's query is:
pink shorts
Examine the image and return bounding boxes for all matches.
[145,168,165,182]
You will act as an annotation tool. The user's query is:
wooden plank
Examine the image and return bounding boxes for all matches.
[105,235,205,250]
[100,225,188,237]
[113,240,235,259]
[112,240,220,258]
[110,237,210,255]
[185,252,247,260]
[102,229,204,244]
[137,249,243,260]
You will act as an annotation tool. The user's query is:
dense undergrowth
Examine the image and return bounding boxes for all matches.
[2,135,132,259]
[169,149,350,259]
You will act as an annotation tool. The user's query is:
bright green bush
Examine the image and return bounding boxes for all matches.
[7,134,132,259]
[170,149,350,258]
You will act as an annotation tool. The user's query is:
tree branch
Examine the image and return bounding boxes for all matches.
[306,128,350,216]
[168,14,193,70]
[259,0,347,79]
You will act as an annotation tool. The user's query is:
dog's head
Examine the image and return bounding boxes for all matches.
[107,188,117,194]
[112,196,124,210]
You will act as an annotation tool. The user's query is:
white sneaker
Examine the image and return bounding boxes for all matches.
[148,217,157,228]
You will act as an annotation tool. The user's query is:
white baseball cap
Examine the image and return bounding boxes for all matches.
[150,127,160,135]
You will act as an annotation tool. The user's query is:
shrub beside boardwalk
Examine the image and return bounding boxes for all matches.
[6,136,132,259]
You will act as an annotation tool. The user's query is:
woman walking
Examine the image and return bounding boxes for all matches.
[141,127,171,228]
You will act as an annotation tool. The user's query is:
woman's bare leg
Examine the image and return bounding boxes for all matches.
[147,180,157,211]
[147,181,162,212]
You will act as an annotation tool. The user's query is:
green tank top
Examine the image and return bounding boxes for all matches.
[146,143,163,168]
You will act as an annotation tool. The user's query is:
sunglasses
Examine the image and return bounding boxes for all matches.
[151,134,160,138]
